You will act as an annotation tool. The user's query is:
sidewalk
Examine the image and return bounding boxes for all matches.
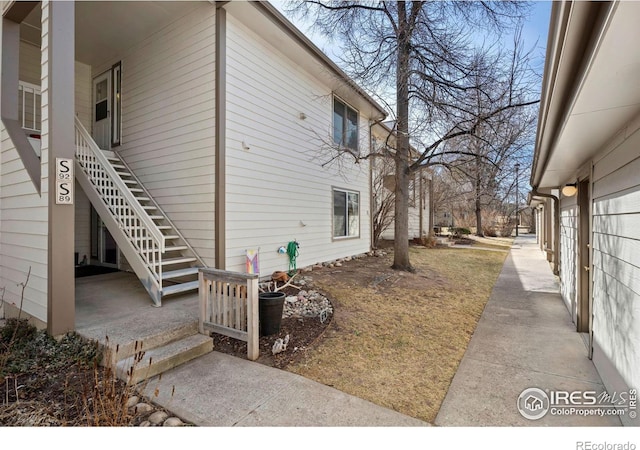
[140,235,619,427]
[435,235,620,426]
[141,349,428,426]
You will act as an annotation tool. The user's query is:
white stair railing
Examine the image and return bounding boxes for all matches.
[74,117,165,287]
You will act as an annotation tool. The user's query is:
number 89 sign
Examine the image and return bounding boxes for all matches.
[56,158,74,205]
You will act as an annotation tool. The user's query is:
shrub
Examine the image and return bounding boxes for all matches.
[483,226,498,237]
[499,223,514,237]
[452,227,471,238]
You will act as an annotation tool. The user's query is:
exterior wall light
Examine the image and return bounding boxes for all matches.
[562,183,577,197]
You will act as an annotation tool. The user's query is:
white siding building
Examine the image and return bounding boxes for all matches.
[0,1,386,334]
[530,0,640,426]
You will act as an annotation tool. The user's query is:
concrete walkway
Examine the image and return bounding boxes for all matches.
[435,235,621,426]
[140,351,428,426]
[129,235,619,427]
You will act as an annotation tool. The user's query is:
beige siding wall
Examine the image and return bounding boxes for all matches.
[91,4,217,266]
[19,41,40,85]
[0,3,49,322]
[591,118,640,398]
[380,186,426,240]
[559,194,578,319]
[224,13,372,275]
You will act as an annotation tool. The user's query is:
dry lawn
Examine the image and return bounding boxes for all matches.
[288,244,510,423]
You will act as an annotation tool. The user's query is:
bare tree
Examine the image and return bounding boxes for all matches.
[289,0,538,271]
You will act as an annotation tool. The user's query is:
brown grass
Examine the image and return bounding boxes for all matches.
[287,245,508,423]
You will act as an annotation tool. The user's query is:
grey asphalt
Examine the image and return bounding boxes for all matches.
[435,235,621,426]
[140,235,620,427]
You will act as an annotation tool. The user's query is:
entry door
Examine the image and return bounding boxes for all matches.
[90,206,118,267]
[92,71,111,150]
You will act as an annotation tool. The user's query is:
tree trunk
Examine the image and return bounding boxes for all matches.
[392,2,413,272]
[475,195,484,237]
[475,164,484,237]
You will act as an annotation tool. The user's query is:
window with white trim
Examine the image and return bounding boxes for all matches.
[333,97,359,151]
[333,188,360,238]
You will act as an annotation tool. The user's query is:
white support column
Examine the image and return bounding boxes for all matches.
[45,0,75,335]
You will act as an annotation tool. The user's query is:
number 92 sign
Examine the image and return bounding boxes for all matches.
[56,158,74,205]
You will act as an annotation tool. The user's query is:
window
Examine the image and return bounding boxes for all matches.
[333,188,360,238]
[333,97,359,151]
[18,81,41,132]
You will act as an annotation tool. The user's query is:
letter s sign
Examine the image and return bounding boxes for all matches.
[56,158,74,204]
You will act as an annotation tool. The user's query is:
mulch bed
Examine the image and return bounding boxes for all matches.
[211,286,333,369]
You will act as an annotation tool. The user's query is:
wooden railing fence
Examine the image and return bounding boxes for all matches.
[198,268,259,360]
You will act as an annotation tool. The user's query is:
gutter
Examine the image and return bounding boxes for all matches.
[530,1,616,189]
[531,188,559,275]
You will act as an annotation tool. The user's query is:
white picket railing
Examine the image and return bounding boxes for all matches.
[74,117,166,287]
[18,81,41,132]
[198,268,259,361]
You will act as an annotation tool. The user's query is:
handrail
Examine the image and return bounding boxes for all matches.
[113,153,206,267]
[75,117,165,253]
[198,268,259,360]
[75,118,167,289]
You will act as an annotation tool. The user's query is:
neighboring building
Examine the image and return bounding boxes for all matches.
[0,1,387,334]
[370,121,431,245]
[530,1,640,426]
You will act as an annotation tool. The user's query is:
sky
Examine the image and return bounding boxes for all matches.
[272,0,553,76]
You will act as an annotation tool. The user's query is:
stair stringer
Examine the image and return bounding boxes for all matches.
[75,161,162,306]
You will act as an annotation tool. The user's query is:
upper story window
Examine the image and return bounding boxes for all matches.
[18,81,41,133]
[333,97,358,151]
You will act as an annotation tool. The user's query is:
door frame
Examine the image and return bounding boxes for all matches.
[92,61,122,150]
[92,70,111,150]
[577,177,591,336]
[90,205,119,268]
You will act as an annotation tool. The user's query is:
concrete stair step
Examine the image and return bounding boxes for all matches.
[103,321,198,366]
[115,334,213,384]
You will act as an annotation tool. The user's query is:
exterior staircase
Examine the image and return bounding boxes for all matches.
[74,117,204,306]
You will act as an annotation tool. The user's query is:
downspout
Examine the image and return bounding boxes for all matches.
[214,2,227,269]
[369,121,374,250]
[428,176,434,237]
[418,175,423,238]
[531,188,559,275]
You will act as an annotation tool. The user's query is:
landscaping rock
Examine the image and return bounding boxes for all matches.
[126,396,139,409]
[133,403,154,415]
[283,288,333,319]
[139,421,151,427]
[148,411,169,425]
[163,417,184,427]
